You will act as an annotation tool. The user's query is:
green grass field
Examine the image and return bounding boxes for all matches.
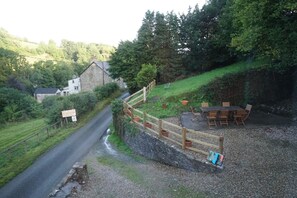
[0,119,46,152]
[138,60,266,118]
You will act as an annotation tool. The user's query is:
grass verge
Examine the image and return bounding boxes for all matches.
[107,126,144,162]
[97,156,144,184]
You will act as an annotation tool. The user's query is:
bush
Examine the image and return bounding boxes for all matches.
[111,99,124,137]
[94,82,119,101]
[0,87,42,122]
[136,64,157,88]
[43,91,97,125]
[68,92,97,115]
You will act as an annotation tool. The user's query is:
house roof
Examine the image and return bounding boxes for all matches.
[94,60,110,73]
[80,60,110,76]
[34,88,60,94]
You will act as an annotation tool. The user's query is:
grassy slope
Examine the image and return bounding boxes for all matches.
[139,60,265,118]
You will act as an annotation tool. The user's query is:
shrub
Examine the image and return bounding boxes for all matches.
[111,99,124,137]
[43,91,97,125]
[94,82,119,101]
[0,87,42,122]
[68,92,97,115]
[136,64,157,88]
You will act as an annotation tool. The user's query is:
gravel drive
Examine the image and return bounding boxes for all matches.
[71,113,297,198]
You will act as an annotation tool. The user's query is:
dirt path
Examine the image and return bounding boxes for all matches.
[72,124,297,198]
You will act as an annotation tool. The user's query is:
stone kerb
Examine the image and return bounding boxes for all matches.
[49,162,89,198]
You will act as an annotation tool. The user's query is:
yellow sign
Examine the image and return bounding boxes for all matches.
[61,109,76,118]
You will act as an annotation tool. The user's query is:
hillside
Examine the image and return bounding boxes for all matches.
[0,28,115,64]
[148,60,266,99]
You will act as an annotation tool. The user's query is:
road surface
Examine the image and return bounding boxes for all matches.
[0,93,128,198]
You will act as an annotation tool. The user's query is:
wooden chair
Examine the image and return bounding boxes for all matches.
[190,106,200,121]
[222,102,230,107]
[201,102,209,107]
[234,109,247,126]
[243,104,252,121]
[219,110,229,126]
[200,102,209,118]
[207,111,217,128]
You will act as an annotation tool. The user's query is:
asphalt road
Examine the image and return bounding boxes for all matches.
[0,93,128,198]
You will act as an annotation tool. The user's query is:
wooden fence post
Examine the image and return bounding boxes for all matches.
[158,119,162,138]
[123,102,126,114]
[143,87,146,103]
[219,136,224,154]
[143,112,147,127]
[23,140,28,152]
[131,107,134,121]
[182,127,187,150]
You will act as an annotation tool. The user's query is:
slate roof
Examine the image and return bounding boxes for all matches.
[80,60,110,76]
[94,60,110,74]
[34,88,60,94]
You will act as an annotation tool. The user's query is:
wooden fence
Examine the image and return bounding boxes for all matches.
[123,80,224,156]
[0,121,62,169]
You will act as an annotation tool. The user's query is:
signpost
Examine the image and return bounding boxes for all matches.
[61,109,77,124]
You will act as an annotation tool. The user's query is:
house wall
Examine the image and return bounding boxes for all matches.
[68,77,81,94]
[35,92,60,103]
[80,63,113,92]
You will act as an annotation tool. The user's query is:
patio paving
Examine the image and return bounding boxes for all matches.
[180,110,294,131]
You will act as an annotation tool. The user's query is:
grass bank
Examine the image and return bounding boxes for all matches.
[138,60,266,118]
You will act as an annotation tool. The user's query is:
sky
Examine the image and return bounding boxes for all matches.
[0,0,206,47]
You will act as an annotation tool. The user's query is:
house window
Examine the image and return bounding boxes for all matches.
[74,86,79,90]
[72,80,75,83]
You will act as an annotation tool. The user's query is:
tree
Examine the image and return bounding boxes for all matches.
[0,87,41,122]
[231,0,297,68]
[31,61,56,88]
[61,39,78,61]
[136,11,183,83]
[109,40,141,92]
[179,1,231,72]
[153,12,183,82]
[136,10,156,65]
[0,48,30,90]
[136,64,157,87]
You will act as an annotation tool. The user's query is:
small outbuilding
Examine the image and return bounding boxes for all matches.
[34,88,61,103]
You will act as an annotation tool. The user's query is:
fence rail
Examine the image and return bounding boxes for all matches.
[0,121,62,169]
[123,80,224,156]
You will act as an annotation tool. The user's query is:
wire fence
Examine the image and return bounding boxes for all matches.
[0,121,62,170]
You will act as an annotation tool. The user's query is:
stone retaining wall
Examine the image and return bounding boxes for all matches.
[123,127,221,173]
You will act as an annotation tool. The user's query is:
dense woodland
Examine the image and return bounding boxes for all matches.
[109,0,297,92]
[0,0,296,123]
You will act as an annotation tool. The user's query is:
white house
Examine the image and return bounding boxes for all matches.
[62,77,81,96]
